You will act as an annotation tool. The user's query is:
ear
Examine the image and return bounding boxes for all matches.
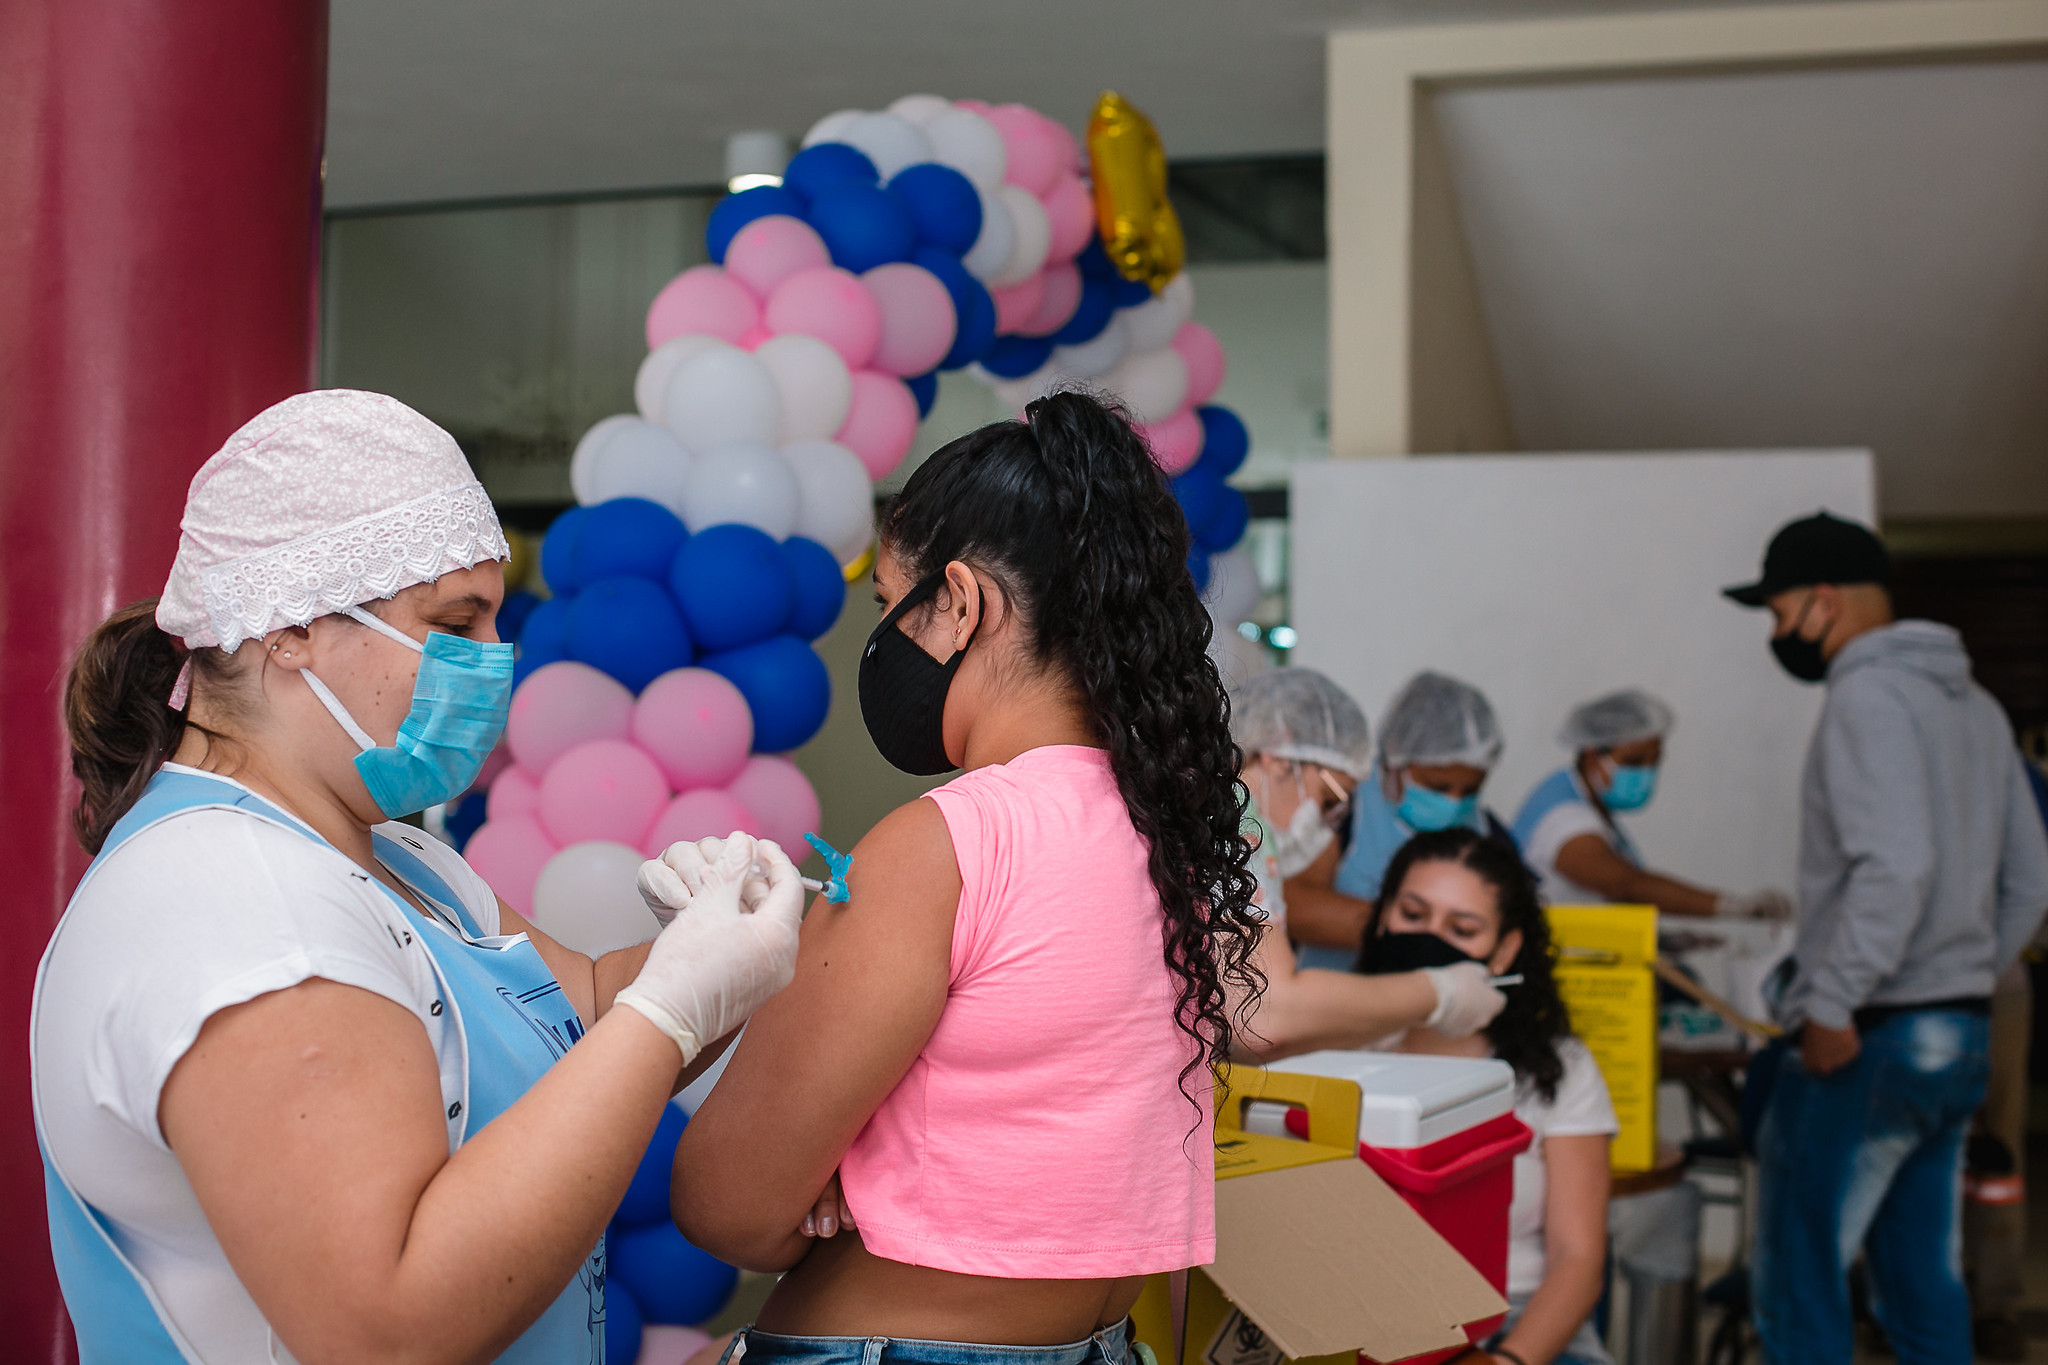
[942,559,982,650]
[1487,927,1523,976]
[260,625,316,673]
[1807,584,1843,639]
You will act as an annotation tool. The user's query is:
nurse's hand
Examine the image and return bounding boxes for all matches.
[616,834,803,1065]
[1420,962,1506,1038]
[1715,888,1794,920]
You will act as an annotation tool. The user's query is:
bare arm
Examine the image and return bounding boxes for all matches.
[673,798,960,1271]
[1494,1134,1610,1365]
[1281,839,1373,952]
[1552,834,1719,918]
[1233,924,1438,1060]
[497,897,653,1027]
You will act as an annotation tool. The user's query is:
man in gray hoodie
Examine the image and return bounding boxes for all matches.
[1725,511,2048,1365]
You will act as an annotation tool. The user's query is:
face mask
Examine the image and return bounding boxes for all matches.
[1602,763,1658,812]
[1269,795,1335,880]
[300,606,514,819]
[1770,591,1830,684]
[858,569,979,776]
[1359,930,1476,976]
[1397,779,1478,833]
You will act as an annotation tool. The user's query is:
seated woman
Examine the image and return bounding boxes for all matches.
[1512,689,1786,919]
[1357,830,1616,1365]
[672,393,1263,1361]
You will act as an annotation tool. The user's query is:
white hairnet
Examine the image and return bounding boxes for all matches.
[1559,688,1676,751]
[1231,668,1372,779]
[1378,670,1503,770]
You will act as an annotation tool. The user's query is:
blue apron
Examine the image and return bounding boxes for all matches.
[31,769,606,1363]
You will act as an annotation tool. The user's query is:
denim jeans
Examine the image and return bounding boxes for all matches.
[721,1320,1133,1365]
[1753,1008,1990,1365]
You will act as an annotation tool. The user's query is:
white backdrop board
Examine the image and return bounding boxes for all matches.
[1289,451,1875,896]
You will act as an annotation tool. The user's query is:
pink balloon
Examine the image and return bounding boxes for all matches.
[507,662,634,775]
[488,764,542,821]
[647,266,760,349]
[736,324,773,350]
[1045,119,1082,175]
[639,1326,716,1365]
[463,814,559,917]
[470,742,512,797]
[954,97,992,115]
[726,755,822,855]
[644,789,758,856]
[725,216,831,299]
[1143,408,1204,474]
[986,104,1062,197]
[1018,261,1082,337]
[1042,174,1096,263]
[990,274,1046,335]
[633,668,753,791]
[1173,322,1228,407]
[764,266,881,370]
[835,371,920,480]
[539,739,671,848]
[861,263,957,377]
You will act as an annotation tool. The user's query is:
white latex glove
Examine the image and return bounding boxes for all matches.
[638,833,739,927]
[616,832,803,1065]
[1421,961,1507,1038]
[1715,889,1794,920]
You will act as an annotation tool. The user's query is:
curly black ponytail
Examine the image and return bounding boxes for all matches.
[880,389,1264,1098]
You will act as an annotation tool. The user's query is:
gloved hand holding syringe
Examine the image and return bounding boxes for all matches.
[640,831,853,928]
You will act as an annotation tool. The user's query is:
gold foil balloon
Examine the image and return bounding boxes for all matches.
[1086,92,1184,294]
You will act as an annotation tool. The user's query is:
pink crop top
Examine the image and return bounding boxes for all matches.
[837,745,1215,1278]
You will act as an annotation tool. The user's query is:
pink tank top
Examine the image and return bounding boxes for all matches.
[838,745,1215,1278]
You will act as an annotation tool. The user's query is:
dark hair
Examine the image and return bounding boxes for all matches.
[1365,827,1572,1101]
[879,390,1264,1097]
[65,599,239,853]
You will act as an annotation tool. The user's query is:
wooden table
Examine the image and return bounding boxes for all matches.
[1611,1141,1690,1198]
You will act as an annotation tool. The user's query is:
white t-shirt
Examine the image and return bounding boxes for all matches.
[1520,799,1619,907]
[32,765,506,1364]
[1506,1037,1618,1298]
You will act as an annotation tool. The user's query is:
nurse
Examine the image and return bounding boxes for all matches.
[1511,688,1786,918]
[31,390,804,1364]
[1287,670,1513,969]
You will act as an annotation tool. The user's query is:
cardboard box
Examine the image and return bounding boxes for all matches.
[1131,1066,1507,1365]
[1546,904,1658,1173]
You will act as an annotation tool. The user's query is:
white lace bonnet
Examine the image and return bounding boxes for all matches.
[157,389,509,655]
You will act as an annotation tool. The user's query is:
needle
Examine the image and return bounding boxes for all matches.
[1490,974,1524,987]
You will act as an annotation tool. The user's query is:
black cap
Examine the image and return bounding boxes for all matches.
[1723,511,1889,607]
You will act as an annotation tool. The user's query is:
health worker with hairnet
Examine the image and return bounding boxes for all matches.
[1227,668,1506,1056]
[1512,688,1787,918]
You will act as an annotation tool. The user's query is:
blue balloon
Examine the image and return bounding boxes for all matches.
[915,247,995,370]
[706,185,808,262]
[1196,486,1251,553]
[571,498,688,586]
[669,524,797,654]
[567,577,693,692]
[888,163,982,254]
[1076,238,1119,281]
[615,1103,687,1227]
[445,790,489,853]
[1172,469,1227,536]
[496,588,541,645]
[807,183,916,273]
[1194,406,1250,479]
[1050,274,1115,346]
[515,596,572,685]
[905,370,938,419]
[604,1274,645,1364]
[1111,274,1153,308]
[1187,547,1213,593]
[781,537,846,640]
[540,506,588,594]
[781,142,879,202]
[703,636,832,753]
[609,1220,737,1328]
[980,335,1053,379]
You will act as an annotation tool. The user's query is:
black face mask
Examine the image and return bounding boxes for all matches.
[1770,592,1829,684]
[858,570,980,776]
[1356,930,1477,976]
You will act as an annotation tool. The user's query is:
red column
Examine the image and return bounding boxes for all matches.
[0,0,327,1350]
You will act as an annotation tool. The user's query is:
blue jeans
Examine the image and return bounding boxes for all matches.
[1753,1008,1990,1365]
[722,1320,1132,1365]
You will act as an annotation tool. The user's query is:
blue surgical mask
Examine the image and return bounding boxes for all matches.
[1397,779,1478,832]
[300,606,514,819]
[1602,763,1659,813]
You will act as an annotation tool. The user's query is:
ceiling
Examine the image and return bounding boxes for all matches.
[327,0,1862,210]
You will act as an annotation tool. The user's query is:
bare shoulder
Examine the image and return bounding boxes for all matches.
[845,796,960,897]
[799,798,960,965]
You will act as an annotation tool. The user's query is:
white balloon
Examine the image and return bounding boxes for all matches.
[532,841,658,956]
[961,187,1015,282]
[832,511,877,568]
[663,346,780,452]
[803,109,864,147]
[888,93,953,127]
[1204,546,1262,627]
[989,186,1051,289]
[1099,345,1189,424]
[841,111,934,180]
[1208,621,1270,693]
[781,440,875,557]
[984,360,1060,411]
[1117,274,1195,353]
[569,414,638,505]
[582,419,695,514]
[636,335,730,421]
[1050,314,1128,378]
[924,107,1006,190]
[678,441,801,538]
[753,334,852,442]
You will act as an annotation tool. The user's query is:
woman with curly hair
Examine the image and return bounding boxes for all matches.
[1356,829,1617,1365]
[673,391,1264,1363]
